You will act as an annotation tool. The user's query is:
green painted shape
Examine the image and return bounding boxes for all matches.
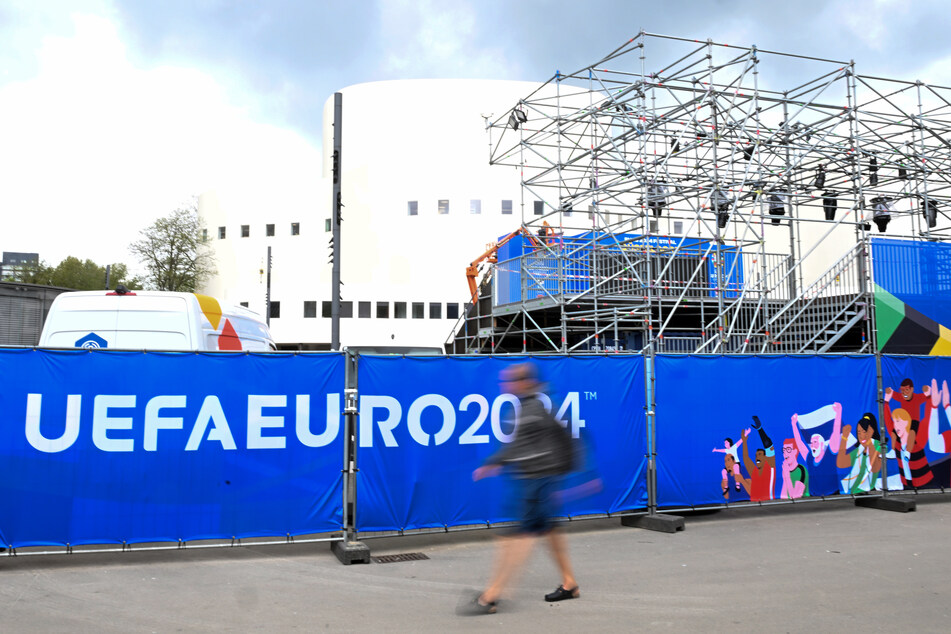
[874,283,905,348]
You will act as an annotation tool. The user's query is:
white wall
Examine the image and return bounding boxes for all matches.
[200,79,546,349]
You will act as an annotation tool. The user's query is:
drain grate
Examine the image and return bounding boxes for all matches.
[372,552,430,564]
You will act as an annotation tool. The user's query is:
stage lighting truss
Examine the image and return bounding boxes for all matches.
[472,32,951,355]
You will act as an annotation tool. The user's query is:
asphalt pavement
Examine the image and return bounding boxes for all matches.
[2,495,951,632]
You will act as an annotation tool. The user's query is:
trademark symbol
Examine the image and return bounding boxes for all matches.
[584,391,597,400]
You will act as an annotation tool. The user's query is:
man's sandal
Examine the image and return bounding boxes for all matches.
[544,585,580,602]
[456,591,498,615]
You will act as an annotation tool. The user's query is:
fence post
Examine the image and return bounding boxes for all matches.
[332,351,372,563]
[621,349,685,532]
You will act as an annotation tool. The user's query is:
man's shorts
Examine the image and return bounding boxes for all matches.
[516,475,562,534]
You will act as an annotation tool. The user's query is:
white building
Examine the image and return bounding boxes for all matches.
[199,79,548,350]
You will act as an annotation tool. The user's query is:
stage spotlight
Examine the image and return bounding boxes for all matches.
[508,107,528,130]
[870,196,892,232]
[869,156,879,186]
[822,191,838,221]
[742,144,755,161]
[813,164,826,189]
[647,182,668,218]
[898,165,908,180]
[671,138,681,153]
[768,190,787,225]
[712,190,733,229]
[921,197,938,228]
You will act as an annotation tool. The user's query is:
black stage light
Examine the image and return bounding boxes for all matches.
[822,190,838,221]
[870,196,892,232]
[921,197,938,228]
[813,164,826,189]
[712,190,732,229]
[647,182,668,218]
[508,107,528,130]
[768,191,787,225]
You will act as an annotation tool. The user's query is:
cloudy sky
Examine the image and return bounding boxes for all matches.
[2,0,950,271]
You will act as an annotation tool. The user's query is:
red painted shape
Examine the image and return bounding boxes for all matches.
[218,318,243,351]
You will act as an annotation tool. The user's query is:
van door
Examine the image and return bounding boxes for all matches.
[113,294,193,350]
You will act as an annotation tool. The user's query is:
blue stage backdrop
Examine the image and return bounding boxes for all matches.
[355,355,647,532]
[654,355,878,507]
[0,349,345,548]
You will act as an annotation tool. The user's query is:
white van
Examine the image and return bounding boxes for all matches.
[39,290,276,352]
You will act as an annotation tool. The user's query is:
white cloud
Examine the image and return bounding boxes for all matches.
[378,0,516,78]
[0,13,320,273]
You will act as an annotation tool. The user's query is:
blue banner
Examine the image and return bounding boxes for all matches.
[881,356,951,490]
[0,349,345,548]
[355,355,647,532]
[654,355,878,507]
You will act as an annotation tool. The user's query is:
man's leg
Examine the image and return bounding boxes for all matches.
[545,528,577,591]
[481,533,535,604]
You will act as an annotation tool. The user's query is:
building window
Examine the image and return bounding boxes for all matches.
[446,303,459,320]
[534,201,544,215]
[394,301,407,319]
[325,219,331,232]
[239,301,249,308]
[241,224,250,238]
[269,301,281,319]
[470,200,481,215]
[218,226,226,239]
[438,199,449,215]
[358,301,371,318]
[429,302,442,319]
[304,301,317,318]
[408,201,418,216]
[412,302,424,319]
[649,220,659,233]
[291,222,300,235]
[376,302,389,318]
[319,301,352,317]
[202,228,208,242]
[674,221,683,234]
[502,200,513,215]
[266,224,275,237]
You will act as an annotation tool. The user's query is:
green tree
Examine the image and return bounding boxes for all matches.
[3,257,140,290]
[129,200,216,291]
[48,257,142,290]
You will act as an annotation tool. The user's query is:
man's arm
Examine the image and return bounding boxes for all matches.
[791,414,807,459]
[829,402,842,454]
[837,424,853,468]
[780,461,793,499]
[741,428,755,474]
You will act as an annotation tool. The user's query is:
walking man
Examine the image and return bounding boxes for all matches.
[461,362,578,615]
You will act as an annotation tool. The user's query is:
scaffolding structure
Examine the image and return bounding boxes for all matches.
[448,32,951,355]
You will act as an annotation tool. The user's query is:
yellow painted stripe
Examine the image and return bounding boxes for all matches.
[195,294,222,331]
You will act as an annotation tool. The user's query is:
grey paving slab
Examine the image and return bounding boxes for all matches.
[2,496,951,632]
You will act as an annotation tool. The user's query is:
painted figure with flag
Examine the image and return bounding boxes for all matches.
[790,403,843,497]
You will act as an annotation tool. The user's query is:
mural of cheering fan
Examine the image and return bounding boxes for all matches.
[870,196,893,232]
[767,190,787,225]
[646,182,668,217]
